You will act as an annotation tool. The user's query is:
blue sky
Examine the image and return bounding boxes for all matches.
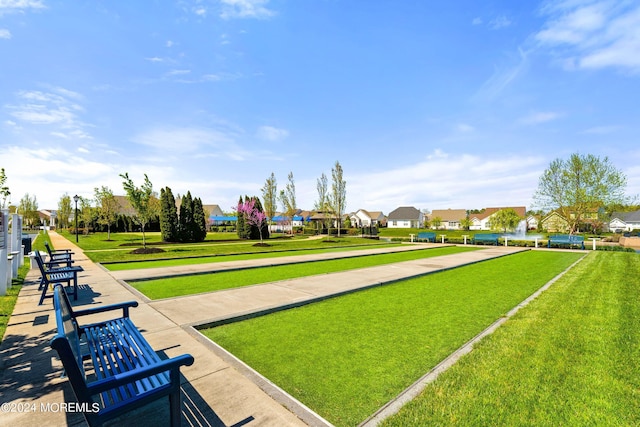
[1,0,639,215]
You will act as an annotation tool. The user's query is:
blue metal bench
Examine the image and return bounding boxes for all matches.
[50,284,194,426]
[547,234,585,250]
[416,232,436,242]
[34,250,83,305]
[44,241,74,263]
[472,233,500,245]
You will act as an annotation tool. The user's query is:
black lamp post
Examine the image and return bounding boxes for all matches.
[73,194,79,243]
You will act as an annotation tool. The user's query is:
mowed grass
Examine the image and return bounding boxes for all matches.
[201,250,584,426]
[104,242,402,271]
[131,246,480,299]
[380,251,640,427]
[61,230,394,264]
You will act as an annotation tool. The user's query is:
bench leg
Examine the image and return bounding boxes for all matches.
[39,283,50,305]
[169,370,182,426]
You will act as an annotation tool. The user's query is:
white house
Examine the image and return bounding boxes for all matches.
[387,206,424,228]
[469,206,526,230]
[610,210,640,232]
[350,209,385,227]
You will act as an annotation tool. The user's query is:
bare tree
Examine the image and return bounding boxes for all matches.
[279,172,297,234]
[261,172,278,226]
[330,161,346,236]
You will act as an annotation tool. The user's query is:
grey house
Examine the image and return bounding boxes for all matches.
[387,206,424,228]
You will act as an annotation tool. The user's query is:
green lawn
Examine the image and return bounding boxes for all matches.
[103,242,403,271]
[59,231,395,264]
[201,250,584,426]
[131,246,481,299]
[381,251,640,426]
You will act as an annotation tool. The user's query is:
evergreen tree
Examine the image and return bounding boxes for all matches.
[160,187,179,242]
[179,191,195,242]
[193,196,208,242]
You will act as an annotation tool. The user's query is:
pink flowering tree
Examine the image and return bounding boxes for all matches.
[237,198,268,244]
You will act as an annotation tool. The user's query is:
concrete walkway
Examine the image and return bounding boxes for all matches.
[0,233,526,427]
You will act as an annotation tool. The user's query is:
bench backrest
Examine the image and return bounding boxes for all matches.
[51,284,85,378]
[418,232,436,238]
[33,250,47,275]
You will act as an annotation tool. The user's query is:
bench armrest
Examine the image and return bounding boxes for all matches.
[86,354,195,395]
[73,301,139,319]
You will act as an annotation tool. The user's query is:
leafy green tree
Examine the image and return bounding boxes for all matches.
[0,168,10,209]
[261,172,278,226]
[279,171,297,234]
[431,216,442,230]
[160,187,179,242]
[57,194,72,229]
[460,216,472,231]
[120,173,158,248]
[489,208,521,232]
[533,153,628,233]
[79,196,95,235]
[18,193,39,229]
[94,186,119,240]
[330,161,346,236]
[193,196,208,242]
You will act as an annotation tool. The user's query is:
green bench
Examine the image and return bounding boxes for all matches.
[50,284,194,426]
[547,234,585,250]
[416,232,436,242]
[472,233,500,245]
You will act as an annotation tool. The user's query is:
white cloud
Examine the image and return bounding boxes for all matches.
[474,47,530,101]
[0,0,45,15]
[220,0,275,20]
[581,125,620,134]
[129,126,258,161]
[455,123,475,133]
[256,125,289,141]
[518,111,563,125]
[536,1,640,72]
[0,28,11,39]
[490,15,512,30]
[472,17,483,25]
[5,87,92,139]
[348,150,545,211]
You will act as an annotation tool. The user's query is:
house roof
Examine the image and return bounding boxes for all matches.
[611,210,640,223]
[471,206,526,221]
[387,206,422,220]
[430,209,467,222]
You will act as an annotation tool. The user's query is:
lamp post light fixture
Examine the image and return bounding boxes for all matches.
[73,194,79,243]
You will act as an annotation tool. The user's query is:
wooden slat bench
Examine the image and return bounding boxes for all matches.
[472,233,500,245]
[547,234,585,250]
[50,284,194,426]
[34,250,83,305]
[416,232,436,242]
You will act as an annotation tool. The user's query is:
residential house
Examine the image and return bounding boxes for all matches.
[387,206,424,228]
[428,209,467,230]
[609,210,640,232]
[541,207,606,233]
[540,211,569,233]
[469,206,526,231]
[350,209,386,227]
